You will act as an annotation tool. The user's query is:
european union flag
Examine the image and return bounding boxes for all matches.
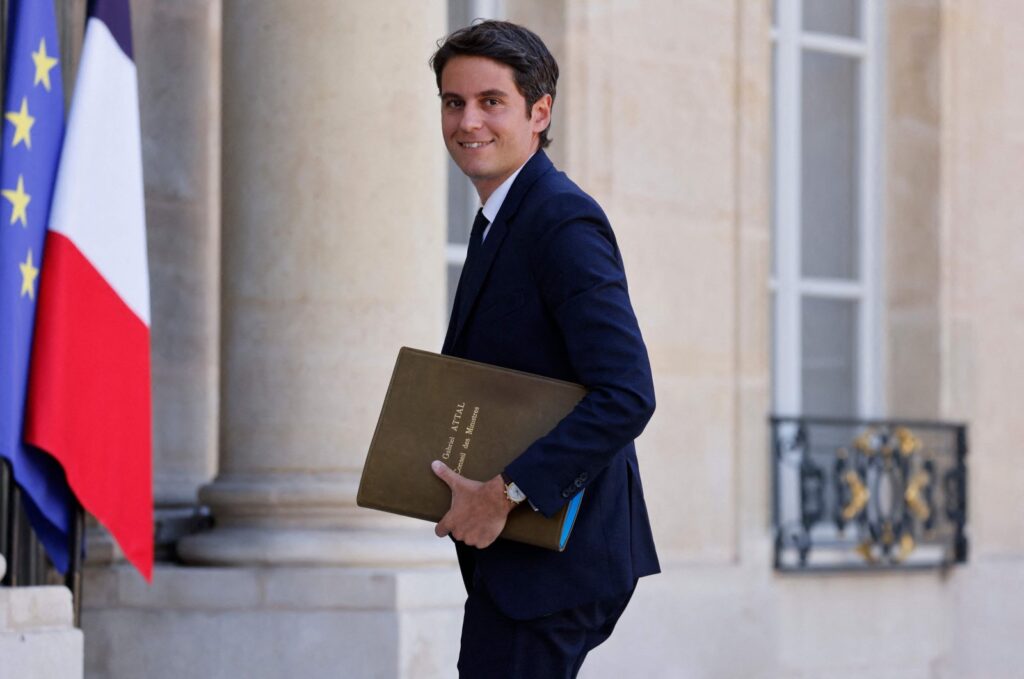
[0,0,74,573]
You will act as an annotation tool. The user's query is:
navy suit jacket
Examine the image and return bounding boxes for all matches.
[442,150,659,620]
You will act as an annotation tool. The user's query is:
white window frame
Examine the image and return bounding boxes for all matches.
[770,0,886,418]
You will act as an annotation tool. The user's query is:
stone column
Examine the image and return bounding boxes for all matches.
[138,0,222,509]
[178,0,450,567]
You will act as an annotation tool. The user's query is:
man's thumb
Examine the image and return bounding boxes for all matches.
[432,460,456,487]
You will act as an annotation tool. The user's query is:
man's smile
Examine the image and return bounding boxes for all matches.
[459,140,494,149]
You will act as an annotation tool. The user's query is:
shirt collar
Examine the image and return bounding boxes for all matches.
[481,154,533,225]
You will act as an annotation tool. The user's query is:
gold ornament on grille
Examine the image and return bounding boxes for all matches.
[905,470,931,521]
[897,533,916,562]
[894,427,922,456]
[854,430,876,455]
[841,470,869,521]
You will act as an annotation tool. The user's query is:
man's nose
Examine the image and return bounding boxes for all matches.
[459,104,483,131]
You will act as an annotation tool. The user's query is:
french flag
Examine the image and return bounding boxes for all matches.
[26,0,152,580]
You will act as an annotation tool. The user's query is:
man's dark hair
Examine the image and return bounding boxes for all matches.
[430,20,558,149]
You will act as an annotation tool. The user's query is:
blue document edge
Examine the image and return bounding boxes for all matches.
[559,489,585,551]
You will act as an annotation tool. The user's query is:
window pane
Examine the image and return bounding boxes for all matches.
[801,51,859,280]
[801,297,858,416]
[803,0,859,38]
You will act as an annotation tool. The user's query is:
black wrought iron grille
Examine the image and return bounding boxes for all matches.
[771,416,967,572]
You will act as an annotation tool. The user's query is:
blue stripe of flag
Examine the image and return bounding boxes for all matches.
[89,0,135,60]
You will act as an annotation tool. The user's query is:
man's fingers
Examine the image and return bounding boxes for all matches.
[431,460,457,488]
[430,464,499,545]
[432,462,460,539]
[434,512,450,538]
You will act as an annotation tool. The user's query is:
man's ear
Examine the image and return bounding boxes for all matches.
[530,93,553,134]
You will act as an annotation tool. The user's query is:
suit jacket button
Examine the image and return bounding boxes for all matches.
[561,490,570,498]
[574,479,583,488]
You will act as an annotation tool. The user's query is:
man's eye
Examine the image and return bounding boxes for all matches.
[484,98,500,106]
[444,100,463,109]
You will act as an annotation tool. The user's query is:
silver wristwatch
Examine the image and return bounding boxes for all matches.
[501,473,527,505]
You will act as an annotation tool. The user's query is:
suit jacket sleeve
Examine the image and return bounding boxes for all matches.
[503,197,656,517]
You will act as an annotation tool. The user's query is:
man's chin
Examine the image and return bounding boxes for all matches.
[454,164,497,184]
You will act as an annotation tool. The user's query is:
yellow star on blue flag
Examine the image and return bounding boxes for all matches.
[32,38,59,91]
[19,248,38,298]
[5,97,35,149]
[0,0,74,574]
[2,174,31,226]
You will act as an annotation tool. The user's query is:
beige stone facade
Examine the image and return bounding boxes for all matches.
[3,0,1019,677]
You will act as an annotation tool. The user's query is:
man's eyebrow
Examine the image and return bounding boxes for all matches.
[439,89,510,99]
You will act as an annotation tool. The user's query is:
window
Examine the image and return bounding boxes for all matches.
[771,0,884,417]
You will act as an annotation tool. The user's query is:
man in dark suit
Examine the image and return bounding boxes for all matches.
[429,21,660,678]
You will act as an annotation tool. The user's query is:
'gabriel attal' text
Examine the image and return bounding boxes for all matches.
[441,401,480,475]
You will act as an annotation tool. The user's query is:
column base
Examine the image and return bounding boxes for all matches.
[84,518,124,567]
[177,525,455,567]
[179,471,454,567]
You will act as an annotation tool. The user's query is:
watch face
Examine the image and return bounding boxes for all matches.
[506,482,527,503]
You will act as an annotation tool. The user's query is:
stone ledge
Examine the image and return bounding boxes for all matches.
[84,563,465,613]
[0,585,82,679]
[82,564,464,679]
[0,586,74,632]
[0,628,83,679]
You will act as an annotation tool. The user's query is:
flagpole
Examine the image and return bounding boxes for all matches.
[8,482,22,586]
[1,458,12,586]
[65,498,84,628]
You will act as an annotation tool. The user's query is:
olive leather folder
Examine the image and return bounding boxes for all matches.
[357,347,586,551]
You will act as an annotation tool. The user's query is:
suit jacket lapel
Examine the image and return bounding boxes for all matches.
[444,151,554,353]
[450,216,509,344]
[443,220,504,354]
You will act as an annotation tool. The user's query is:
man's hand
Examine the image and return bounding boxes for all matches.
[432,460,514,549]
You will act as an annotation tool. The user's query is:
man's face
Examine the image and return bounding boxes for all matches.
[440,55,551,203]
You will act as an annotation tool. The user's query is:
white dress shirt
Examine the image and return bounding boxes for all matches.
[479,155,532,242]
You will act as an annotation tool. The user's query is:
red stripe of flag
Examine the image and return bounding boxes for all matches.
[26,231,152,579]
